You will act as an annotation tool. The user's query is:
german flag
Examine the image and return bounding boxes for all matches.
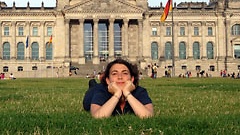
[160,0,172,22]
[48,35,52,48]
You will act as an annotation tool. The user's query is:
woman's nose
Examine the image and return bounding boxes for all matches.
[118,74,122,79]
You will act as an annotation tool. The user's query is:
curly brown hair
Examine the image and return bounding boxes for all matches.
[101,58,139,87]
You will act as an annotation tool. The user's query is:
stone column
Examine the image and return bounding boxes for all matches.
[109,18,115,60]
[11,21,16,60]
[173,21,178,59]
[138,19,143,60]
[225,19,232,59]
[40,21,45,61]
[123,18,129,58]
[201,21,206,59]
[78,18,85,64]
[65,19,70,61]
[93,18,99,64]
[188,21,193,59]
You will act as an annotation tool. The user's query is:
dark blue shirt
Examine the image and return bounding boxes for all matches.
[89,83,152,116]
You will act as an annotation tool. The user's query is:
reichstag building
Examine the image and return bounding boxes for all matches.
[0,0,240,78]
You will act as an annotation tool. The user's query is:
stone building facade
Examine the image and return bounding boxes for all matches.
[0,0,240,78]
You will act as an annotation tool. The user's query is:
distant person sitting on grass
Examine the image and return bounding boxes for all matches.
[9,73,16,80]
[83,58,153,119]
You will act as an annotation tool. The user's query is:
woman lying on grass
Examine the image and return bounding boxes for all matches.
[83,58,153,119]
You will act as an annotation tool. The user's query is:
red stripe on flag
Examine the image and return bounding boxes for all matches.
[48,35,52,48]
[160,0,172,22]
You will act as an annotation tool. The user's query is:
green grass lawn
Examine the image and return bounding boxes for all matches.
[0,77,239,134]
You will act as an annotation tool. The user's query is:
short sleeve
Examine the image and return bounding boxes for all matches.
[91,84,111,106]
[132,86,152,105]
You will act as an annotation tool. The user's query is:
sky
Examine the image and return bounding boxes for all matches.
[2,0,209,7]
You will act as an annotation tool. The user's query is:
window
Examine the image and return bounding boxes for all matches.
[151,42,158,60]
[18,66,23,71]
[232,24,240,35]
[193,42,200,59]
[207,42,214,59]
[31,42,39,60]
[180,27,185,36]
[32,27,38,36]
[234,45,240,59]
[17,42,25,60]
[179,42,186,59]
[208,27,213,36]
[114,23,122,58]
[3,42,10,60]
[152,27,157,36]
[209,66,215,71]
[196,65,201,71]
[4,26,10,36]
[18,26,24,36]
[165,42,172,60]
[3,66,8,72]
[98,22,109,61]
[46,43,53,60]
[182,65,187,70]
[84,22,93,61]
[194,27,199,36]
[32,66,38,70]
[47,27,52,36]
[166,27,171,36]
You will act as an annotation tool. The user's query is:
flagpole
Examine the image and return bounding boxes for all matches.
[171,1,175,77]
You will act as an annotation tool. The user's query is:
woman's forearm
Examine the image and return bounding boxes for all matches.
[125,94,154,119]
[91,94,120,118]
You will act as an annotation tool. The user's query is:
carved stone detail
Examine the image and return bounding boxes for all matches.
[64,0,144,13]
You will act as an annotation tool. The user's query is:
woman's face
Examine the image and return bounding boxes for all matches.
[107,63,133,89]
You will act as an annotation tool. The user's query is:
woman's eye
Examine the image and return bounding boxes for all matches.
[111,73,117,75]
[123,72,129,75]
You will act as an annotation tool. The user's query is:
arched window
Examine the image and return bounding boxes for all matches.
[18,66,23,71]
[179,42,186,59]
[17,42,25,60]
[209,65,215,71]
[193,42,200,59]
[3,42,10,60]
[32,66,38,70]
[151,42,158,60]
[196,65,201,71]
[165,42,172,60]
[232,24,240,35]
[31,42,39,60]
[182,65,187,70]
[234,44,240,59]
[46,42,53,60]
[3,66,8,72]
[46,66,52,69]
[207,42,214,59]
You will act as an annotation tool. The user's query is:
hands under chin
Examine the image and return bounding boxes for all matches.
[108,82,121,95]
[122,81,135,96]
[108,81,136,96]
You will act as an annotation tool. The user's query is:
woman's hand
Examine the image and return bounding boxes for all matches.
[108,82,122,95]
[122,81,135,96]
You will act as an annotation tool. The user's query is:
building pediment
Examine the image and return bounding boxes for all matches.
[231,37,240,43]
[63,0,145,13]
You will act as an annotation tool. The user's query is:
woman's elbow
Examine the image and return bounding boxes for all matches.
[138,112,154,119]
[91,112,110,119]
